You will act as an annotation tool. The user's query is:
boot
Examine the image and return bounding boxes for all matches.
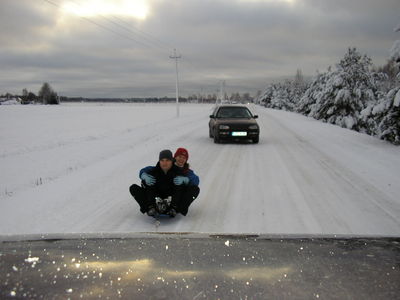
[167,205,177,218]
[147,206,158,217]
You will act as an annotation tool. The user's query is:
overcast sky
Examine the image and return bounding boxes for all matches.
[1,0,399,98]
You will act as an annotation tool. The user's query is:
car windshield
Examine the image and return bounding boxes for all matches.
[217,107,252,118]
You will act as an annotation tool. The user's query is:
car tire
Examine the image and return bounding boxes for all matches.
[209,127,213,138]
[253,137,259,144]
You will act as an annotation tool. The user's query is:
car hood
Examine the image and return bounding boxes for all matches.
[215,118,258,125]
[1,233,399,299]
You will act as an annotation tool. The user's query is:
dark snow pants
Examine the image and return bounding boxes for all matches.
[129,184,151,213]
[175,185,200,216]
[129,183,200,216]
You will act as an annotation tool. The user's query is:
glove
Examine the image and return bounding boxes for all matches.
[140,172,156,186]
[174,176,189,185]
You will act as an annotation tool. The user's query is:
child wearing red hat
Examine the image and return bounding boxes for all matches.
[173,147,200,215]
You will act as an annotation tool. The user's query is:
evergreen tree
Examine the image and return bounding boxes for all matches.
[364,87,400,144]
[258,85,274,107]
[390,22,400,78]
[308,48,379,130]
[377,87,400,144]
[296,70,331,115]
[27,92,37,102]
[21,88,29,104]
[270,81,293,111]
[374,60,399,91]
[38,82,59,104]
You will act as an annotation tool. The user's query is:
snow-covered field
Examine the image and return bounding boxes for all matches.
[1,103,399,236]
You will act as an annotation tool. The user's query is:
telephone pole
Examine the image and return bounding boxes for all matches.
[170,49,181,117]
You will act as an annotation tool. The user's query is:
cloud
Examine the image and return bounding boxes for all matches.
[0,0,399,97]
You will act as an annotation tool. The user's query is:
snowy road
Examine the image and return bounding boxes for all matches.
[1,103,399,236]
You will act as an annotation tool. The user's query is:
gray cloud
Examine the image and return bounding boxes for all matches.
[0,0,399,97]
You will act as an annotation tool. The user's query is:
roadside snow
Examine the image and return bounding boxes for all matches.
[394,89,400,107]
[0,99,20,105]
[0,103,399,236]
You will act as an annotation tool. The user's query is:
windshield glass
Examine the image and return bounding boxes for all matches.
[217,107,252,118]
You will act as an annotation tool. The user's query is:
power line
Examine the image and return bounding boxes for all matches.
[66,0,174,51]
[43,0,169,52]
[42,0,221,96]
[110,15,175,51]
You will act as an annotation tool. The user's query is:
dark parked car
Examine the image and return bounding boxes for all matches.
[209,105,260,143]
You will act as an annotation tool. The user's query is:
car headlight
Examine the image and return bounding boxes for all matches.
[219,125,230,129]
[248,125,259,130]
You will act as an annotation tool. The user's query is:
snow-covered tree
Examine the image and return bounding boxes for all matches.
[270,81,294,111]
[257,84,273,107]
[307,48,379,131]
[257,43,399,145]
[258,82,291,110]
[361,22,400,143]
[377,87,400,144]
[390,22,400,78]
[296,70,331,115]
[258,73,307,111]
[362,87,400,144]
[374,60,399,91]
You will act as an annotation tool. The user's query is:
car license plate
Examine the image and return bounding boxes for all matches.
[232,131,247,136]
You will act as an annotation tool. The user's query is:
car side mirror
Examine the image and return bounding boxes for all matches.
[253,115,258,119]
[209,115,215,118]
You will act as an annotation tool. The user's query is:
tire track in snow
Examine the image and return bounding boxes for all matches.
[258,109,400,235]
[2,104,399,236]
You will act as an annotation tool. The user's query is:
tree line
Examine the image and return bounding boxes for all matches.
[1,82,59,105]
[187,92,253,103]
[256,47,400,145]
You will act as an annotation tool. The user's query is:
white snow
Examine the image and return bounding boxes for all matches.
[1,103,399,236]
[343,115,355,129]
[390,40,400,62]
[394,89,400,107]
[0,99,20,105]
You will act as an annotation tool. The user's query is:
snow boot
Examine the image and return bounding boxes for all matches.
[168,208,177,218]
[147,206,158,217]
[167,205,177,218]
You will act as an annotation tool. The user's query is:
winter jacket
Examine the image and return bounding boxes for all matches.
[139,163,183,198]
[176,164,200,186]
[140,164,200,186]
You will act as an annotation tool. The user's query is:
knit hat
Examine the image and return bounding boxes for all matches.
[159,149,173,161]
[174,147,189,160]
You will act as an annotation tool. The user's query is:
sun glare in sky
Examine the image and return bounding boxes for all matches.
[62,0,149,20]
[240,0,296,4]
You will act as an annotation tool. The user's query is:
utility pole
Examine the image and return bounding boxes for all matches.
[218,80,226,104]
[170,49,181,117]
[222,80,226,102]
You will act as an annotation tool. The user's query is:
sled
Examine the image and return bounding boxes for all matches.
[152,213,172,219]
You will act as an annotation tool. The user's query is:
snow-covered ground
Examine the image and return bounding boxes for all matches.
[1,103,399,236]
